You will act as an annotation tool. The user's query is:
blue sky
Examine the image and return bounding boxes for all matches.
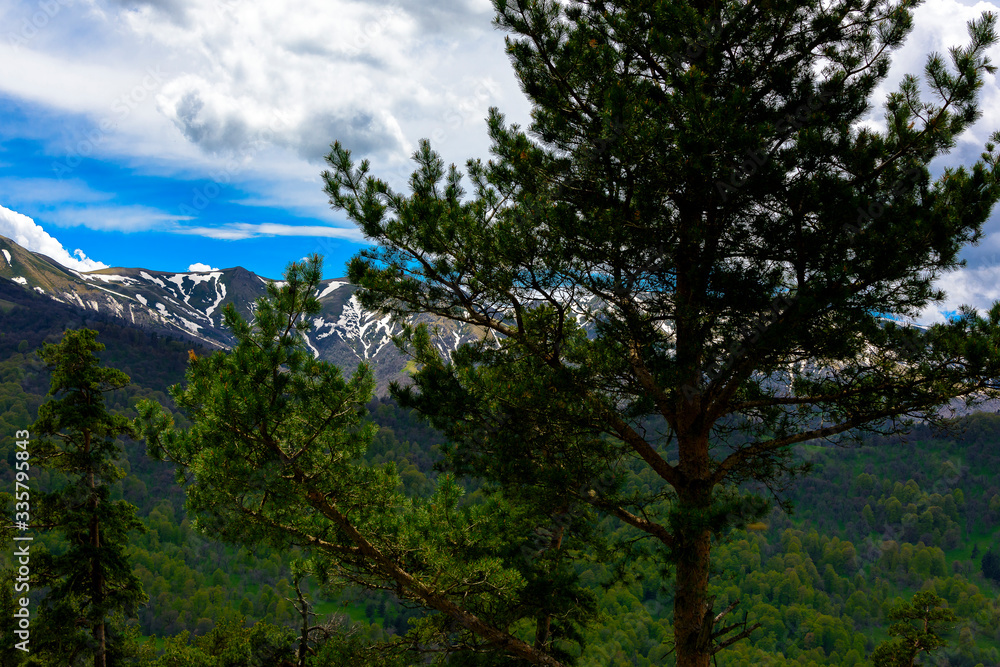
[0,0,999,322]
[0,0,526,280]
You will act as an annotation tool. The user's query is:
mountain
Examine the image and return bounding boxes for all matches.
[0,235,480,391]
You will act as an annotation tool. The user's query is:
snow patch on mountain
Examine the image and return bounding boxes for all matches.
[187,272,223,287]
[333,296,399,359]
[166,274,192,304]
[1,250,9,265]
[257,276,286,289]
[86,274,132,284]
[311,317,338,341]
[301,330,320,359]
[205,280,227,317]
[177,315,203,334]
[140,271,166,288]
[317,281,348,300]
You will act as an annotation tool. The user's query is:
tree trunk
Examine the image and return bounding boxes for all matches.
[673,523,712,667]
[534,519,566,651]
[92,510,106,667]
[295,577,309,667]
[673,426,714,667]
[87,428,106,667]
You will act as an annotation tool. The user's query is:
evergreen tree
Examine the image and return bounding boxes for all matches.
[323,1,1000,665]
[138,257,592,666]
[32,329,147,667]
[870,591,957,666]
[982,546,1000,582]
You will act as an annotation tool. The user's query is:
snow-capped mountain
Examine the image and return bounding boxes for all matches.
[0,235,479,390]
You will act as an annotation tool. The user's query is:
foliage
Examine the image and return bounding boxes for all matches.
[982,547,1000,582]
[3,280,1000,664]
[137,257,595,666]
[869,592,956,667]
[29,329,147,667]
[323,1,1000,664]
[150,617,295,667]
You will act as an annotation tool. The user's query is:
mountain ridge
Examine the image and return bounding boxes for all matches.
[0,235,481,391]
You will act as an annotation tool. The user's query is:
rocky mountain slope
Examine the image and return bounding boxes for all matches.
[0,235,480,390]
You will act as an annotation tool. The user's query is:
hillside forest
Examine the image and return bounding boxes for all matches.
[0,271,999,666]
[7,0,1000,664]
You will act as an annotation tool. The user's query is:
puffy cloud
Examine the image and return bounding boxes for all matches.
[916,263,1000,324]
[0,204,108,271]
[188,262,219,271]
[132,0,511,169]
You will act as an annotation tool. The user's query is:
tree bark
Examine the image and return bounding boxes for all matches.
[673,523,712,667]
[86,427,106,667]
[673,427,713,667]
[534,522,566,651]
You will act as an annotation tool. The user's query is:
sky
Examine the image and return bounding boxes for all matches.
[0,0,999,324]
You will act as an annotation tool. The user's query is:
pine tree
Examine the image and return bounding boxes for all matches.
[870,591,957,666]
[323,1,1000,665]
[138,257,592,666]
[32,329,147,667]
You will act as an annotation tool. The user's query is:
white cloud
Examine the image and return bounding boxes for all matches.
[188,262,219,271]
[916,263,1000,324]
[178,222,365,241]
[0,0,527,189]
[0,204,108,271]
[869,0,1000,149]
[52,205,188,232]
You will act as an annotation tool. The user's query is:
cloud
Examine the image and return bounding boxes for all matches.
[403,0,494,33]
[0,204,109,271]
[917,263,1000,324]
[178,222,365,241]
[188,262,219,271]
[53,205,188,232]
[293,108,407,162]
[105,0,193,25]
[160,83,254,154]
[0,0,530,225]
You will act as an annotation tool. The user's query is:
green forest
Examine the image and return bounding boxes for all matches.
[1,268,1000,666]
[8,0,1000,665]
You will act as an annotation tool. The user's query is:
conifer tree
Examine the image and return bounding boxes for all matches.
[870,591,957,666]
[32,329,146,667]
[138,257,593,666]
[982,546,1000,582]
[323,1,1000,665]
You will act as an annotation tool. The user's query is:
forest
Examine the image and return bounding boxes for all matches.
[8,0,1000,665]
[0,267,999,666]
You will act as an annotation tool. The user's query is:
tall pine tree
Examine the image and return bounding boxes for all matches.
[324,1,1000,665]
[32,329,146,667]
